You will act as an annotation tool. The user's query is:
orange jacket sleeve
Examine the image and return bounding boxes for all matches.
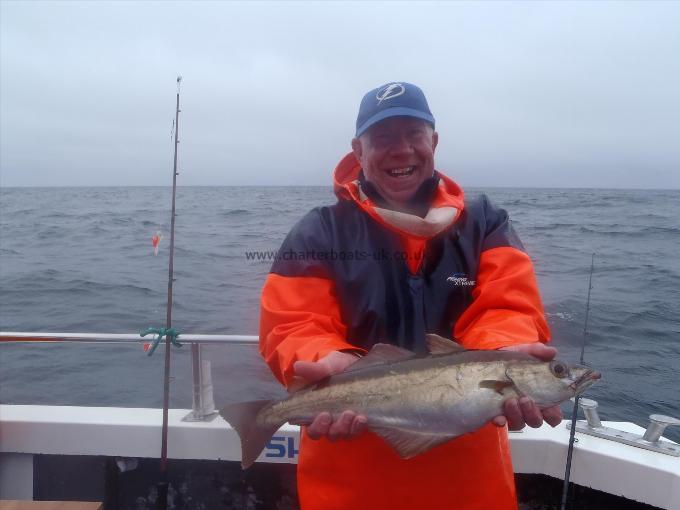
[454,245,550,350]
[453,196,550,350]
[259,273,357,387]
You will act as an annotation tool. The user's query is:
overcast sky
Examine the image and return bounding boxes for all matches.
[1,1,678,188]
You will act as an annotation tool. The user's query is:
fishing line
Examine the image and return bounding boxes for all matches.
[560,252,595,510]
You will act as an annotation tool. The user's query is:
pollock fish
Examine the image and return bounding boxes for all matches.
[220,335,600,468]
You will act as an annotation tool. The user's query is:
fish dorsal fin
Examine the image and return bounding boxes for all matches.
[425,334,465,354]
[346,343,416,372]
[371,426,458,459]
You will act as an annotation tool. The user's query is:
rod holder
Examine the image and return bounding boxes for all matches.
[642,414,680,443]
[579,397,602,428]
[183,343,218,422]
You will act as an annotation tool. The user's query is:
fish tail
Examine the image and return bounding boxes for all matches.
[219,400,284,469]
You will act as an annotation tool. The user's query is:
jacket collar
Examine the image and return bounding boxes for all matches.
[333,152,465,239]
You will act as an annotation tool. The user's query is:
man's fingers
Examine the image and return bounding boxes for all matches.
[492,415,507,427]
[519,397,543,428]
[293,351,361,386]
[498,400,562,431]
[530,344,557,361]
[324,351,363,373]
[502,398,525,430]
[502,397,543,430]
[306,412,332,440]
[350,415,368,436]
[294,360,331,383]
[306,411,367,441]
[542,405,563,427]
[328,410,356,441]
[501,343,557,361]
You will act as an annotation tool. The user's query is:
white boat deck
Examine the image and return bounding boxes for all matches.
[1,404,678,509]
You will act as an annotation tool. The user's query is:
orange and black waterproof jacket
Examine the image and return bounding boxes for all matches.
[260,153,550,510]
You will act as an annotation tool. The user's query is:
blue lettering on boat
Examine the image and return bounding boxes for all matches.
[265,436,299,459]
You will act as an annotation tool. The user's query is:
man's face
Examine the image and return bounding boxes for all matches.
[351,117,438,210]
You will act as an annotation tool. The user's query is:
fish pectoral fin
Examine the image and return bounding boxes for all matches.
[371,426,456,459]
[479,379,514,395]
[425,334,465,354]
[346,343,416,372]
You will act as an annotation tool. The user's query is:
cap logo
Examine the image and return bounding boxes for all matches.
[376,83,405,104]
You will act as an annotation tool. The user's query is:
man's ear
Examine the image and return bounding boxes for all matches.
[351,137,363,160]
[432,131,439,152]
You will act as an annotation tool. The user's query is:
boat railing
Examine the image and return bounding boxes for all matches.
[2,331,679,455]
[0,331,259,422]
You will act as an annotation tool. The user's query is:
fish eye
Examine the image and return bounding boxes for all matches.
[550,361,568,378]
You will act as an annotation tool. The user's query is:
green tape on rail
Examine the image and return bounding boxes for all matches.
[140,327,182,356]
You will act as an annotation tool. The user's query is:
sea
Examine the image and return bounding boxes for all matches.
[1,186,679,443]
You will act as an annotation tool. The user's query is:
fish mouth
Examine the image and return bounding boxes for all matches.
[570,368,601,393]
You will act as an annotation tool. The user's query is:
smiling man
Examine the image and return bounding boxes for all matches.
[259,82,559,510]
[351,84,439,211]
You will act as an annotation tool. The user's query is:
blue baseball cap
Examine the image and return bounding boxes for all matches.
[355,82,435,137]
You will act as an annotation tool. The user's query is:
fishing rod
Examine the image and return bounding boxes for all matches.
[156,75,182,510]
[560,253,595,510]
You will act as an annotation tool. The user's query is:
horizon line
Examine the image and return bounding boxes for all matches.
[1,184,679,192]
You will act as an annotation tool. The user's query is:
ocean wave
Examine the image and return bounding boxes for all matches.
[527,223,578,231]
[545,311,575,322]
[35,226,65,239]
[1,272,155,297]
[221,209,250,216]
[141,220,163,228]
[639,226,680,235]
[636,213,674,221]
[110,217,133,226]
[577,226,643,236]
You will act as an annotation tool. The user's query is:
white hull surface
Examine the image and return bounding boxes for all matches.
[1,404,678,509]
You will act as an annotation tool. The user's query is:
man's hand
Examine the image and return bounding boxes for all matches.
[293,351,368,441]
[492,343,563,430]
